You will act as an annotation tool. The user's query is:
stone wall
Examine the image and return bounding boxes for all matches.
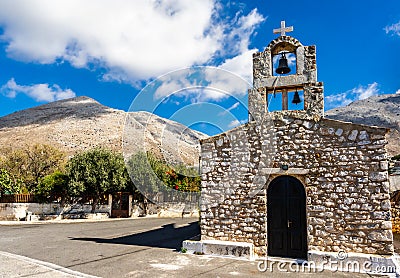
[0,203,111,221]
[131,201,199,218]
[200,114,394,256]
[0,201,199,221]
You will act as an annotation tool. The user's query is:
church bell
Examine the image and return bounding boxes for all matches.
[292,90,301,104]
[275,53,291,74]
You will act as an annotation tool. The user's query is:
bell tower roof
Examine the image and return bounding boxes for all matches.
[266,35,303,55]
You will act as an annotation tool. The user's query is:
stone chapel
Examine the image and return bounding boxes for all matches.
[184,21,397,270]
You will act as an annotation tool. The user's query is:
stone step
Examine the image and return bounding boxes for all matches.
[182,240,254,260]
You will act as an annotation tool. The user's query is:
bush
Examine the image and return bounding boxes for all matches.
[36,171,69,204]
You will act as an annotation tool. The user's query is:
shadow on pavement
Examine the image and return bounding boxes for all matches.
[70,221,200,251]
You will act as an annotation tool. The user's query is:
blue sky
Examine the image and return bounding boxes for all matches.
[0,0,399,136]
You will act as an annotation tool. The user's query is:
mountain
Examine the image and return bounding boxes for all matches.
[325,93,400,157]
[1,93,398,164]
[0,96,207,166]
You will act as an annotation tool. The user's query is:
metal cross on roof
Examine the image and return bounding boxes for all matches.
[273,20,293,36]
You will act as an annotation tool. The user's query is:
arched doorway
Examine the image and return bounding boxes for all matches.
[267,175,307,259]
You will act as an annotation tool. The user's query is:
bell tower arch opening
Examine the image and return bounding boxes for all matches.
[272,51,296,77]
[267,89,304,112]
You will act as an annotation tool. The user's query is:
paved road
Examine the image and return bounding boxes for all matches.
[0,218,378,277]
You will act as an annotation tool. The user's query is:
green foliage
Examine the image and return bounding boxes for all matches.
[0,144,65,192]
[36,171,69,203]
[392,154,400,161]
[67,148,129,211]
[0,143,199,208]
[126,151,200,194]
[165,164,200,192]
[126,151,166,196]
[0,168,22,196]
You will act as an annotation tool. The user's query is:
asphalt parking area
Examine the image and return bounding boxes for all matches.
[0,217,381,277]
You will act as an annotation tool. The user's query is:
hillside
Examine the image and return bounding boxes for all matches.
[0,93,398,164]
[326,93,400,157]
[0,96,207,166]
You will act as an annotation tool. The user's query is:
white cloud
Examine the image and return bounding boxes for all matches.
[228,119,240,128]
[0,0,264,84]
[227,102,240,111]
[385,22,400,36]
[228,119,246,128]
[396,89,400,95]
[204,66,251,99]
[219,49,256,85]
[353,82,379,100]
[218,101,240,116]
[325,82,380,109]
[0,78,76,102]
[150,66,251,103]
[222,9,265,55]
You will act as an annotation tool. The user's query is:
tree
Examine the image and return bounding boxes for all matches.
[0,168,22,197]
[126,152,201,213]
[125,152,166,214]
[67,148,129,213]
[126,152,165,190]
[0,148,28,192]
[126,151,200,193]
[0,144,65,192]
[36,171,69,206]
[165,164,200,192]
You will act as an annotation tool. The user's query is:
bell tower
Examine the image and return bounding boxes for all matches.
[248,21,324,122]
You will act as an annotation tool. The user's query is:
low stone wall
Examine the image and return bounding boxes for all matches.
[0,203,111,221]
[131,201,199,218]
[0,201,199,221]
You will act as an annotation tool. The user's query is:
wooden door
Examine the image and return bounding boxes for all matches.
[267,175,307,259]
[111,192,130,218]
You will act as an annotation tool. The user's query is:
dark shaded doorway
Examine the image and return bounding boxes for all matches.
[267,175,307,259]
[111,192,130,218]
